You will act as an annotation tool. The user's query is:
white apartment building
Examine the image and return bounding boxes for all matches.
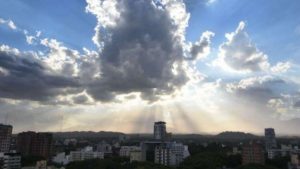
[154,142,189,167]
[1,153,21,169]
[69,146,104,162]
[52,152,70,165]
[130,150,143,162]
[119,146,141,157]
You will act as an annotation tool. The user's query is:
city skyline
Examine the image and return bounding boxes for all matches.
[0,0,300,135]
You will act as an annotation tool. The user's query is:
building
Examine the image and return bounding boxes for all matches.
[97,141,112,156]
[69,146,104,162]
[154,142,189,167]
[119,146,140,157]
[140,122,189,166]
[0,124,13,153]
[155,145,175,166]
[0,152,21,169]
[52,152,70,165]
[242,142,265,165]
[130,150,143,162]
[154,121,166,140]
[267,149,281,159]
[17,132,53,159]
[35,160,47,169]
[265,128,277,150]
[289,153,300,169]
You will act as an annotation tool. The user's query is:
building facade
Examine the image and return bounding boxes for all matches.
[0,124,13,153]
[154,121,166,140]
[119,146,140,157]
[242,142,265,165]
[69,146,104,162]
[265,128,277,150]
[17,132,53,159]
[1,153,21,169]
[130,150,143,162]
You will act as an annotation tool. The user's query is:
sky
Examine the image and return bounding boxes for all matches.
[0,0,300,135]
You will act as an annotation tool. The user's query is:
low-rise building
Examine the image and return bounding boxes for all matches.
[52,152,69,165]
[1,152,21,169]
[119,146,140,157]
[96,142,112,157]
[69,146,104,162]
[130,150,142,162]
[288,153,300,169]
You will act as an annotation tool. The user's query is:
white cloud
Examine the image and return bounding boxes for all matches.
[0,18,17,30]
[24,30,43,45]
[267,93,300,119]
[7,20,17,30]
[226,75,274,92]
[189,31,215,60]
[206,0,217,5]
[271,62,291,73]
[85,0,120,47]
[214,21,270,73]
[161,0,190,44]
[40,38,80,76]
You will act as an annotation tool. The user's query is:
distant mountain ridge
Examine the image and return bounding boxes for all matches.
[53,131,125,139]
[216,131,258,139]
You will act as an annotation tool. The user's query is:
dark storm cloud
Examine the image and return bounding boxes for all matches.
[0,48,80,102]
[86,0,190,102]
[0,0,211,104]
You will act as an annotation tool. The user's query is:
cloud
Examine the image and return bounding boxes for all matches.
[0,18,17,30]
[24,30,42,45]
[189,31,214,60]
[0,45,80,102]
[267,93,300,119]
[85,0,210,102]
[0,0,213,104]
[271,62,291,73]
[295,100,300,108]
[225,74,300,119]
[225,75,287,103]
[214,21,270,73]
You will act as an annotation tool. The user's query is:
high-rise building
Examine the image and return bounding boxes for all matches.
[242,142,265,165]
[17,132,53,159]
[0,124,13,153]
[154,121,166,140]
[265,128,277,150]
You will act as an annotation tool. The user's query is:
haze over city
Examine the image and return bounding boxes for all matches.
[0,0,300,135]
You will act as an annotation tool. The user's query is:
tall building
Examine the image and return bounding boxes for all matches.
[242,142,265,165]
[0,124,13,153]
[17,132,53,159]
[154,121,166,140]
[265,128,277,150]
